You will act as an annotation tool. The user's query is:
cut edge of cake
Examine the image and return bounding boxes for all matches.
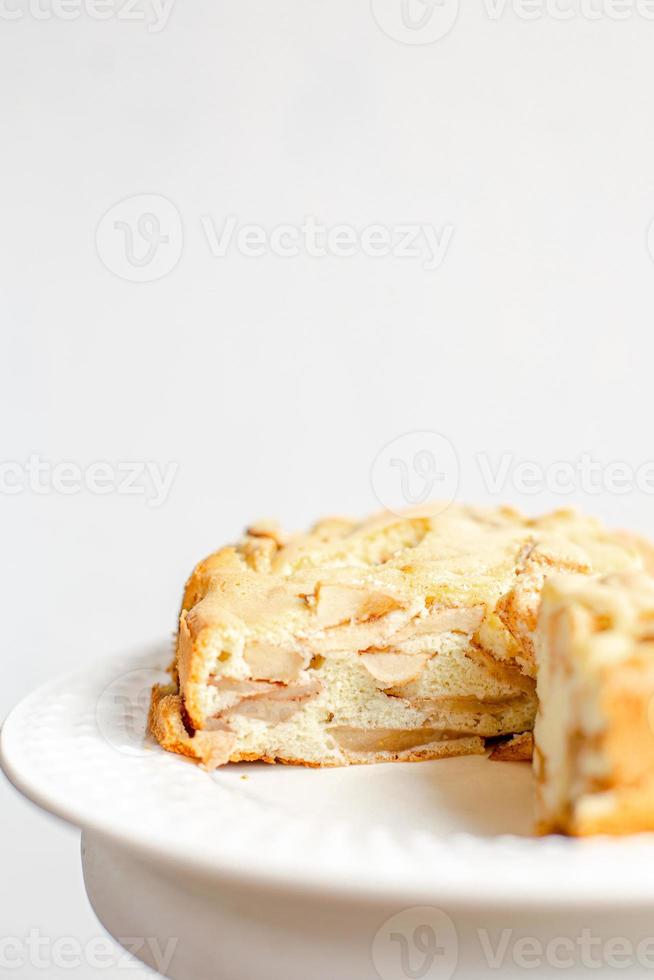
[149,503,648,778]
[535,570,654,836]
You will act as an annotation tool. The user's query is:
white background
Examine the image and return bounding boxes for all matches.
[2,0,654,975]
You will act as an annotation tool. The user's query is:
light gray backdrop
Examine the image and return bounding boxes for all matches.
[2,0,654,975]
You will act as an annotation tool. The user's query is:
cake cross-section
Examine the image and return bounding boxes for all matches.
[150,503,647,774]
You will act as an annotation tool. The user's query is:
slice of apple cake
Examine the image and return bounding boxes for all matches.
[535,571,654,835]
[150,503,645,770]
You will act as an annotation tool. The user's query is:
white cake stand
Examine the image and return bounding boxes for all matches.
[4,644,654,979]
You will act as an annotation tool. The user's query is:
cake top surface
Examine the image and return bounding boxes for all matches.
[181,503,645,649]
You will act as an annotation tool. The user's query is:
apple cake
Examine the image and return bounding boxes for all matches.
[535,571,654,835]
[150,503,647,777]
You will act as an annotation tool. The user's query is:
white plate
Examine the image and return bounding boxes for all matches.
[3,642,654,909]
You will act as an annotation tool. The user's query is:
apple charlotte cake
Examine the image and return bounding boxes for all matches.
[150,503,648,783]
[535,571,654,835]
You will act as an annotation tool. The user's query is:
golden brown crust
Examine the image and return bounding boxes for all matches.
[488,732,534,762]
[569,654,654,835]
[535,572,654,836]
[496,544,591,673]
[149,683,237,769]
[229,739,486,768]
